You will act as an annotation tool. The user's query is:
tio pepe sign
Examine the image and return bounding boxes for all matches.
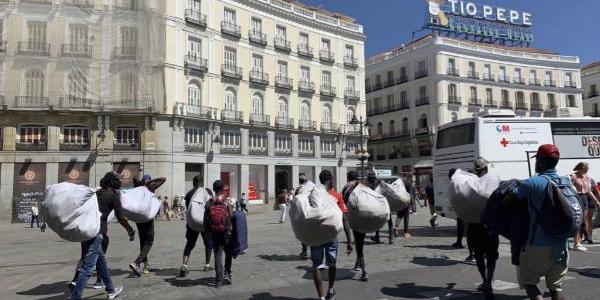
[443,0,532,26]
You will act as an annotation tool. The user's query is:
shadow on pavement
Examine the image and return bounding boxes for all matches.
[406,226,457,238]
[258,254,306,262]
[410,256,460,267]
[152,267,181,277]
[569,267,600,278]
[381,282,526,299]
[164,276,214,288]
[295,266,356,281]
[16,281,68,296]
[404,244,457,251]
[248,292,314,300]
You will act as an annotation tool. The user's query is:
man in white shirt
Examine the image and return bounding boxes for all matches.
[31,204,39,228]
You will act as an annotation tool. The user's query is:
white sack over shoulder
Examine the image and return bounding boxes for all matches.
[42,182,100,242]
[120,187,161,223]
[376,179,410,211]
[347,184,390,233]
[289,184,343,247]
[448,169,500,223]
[187,188,210,232]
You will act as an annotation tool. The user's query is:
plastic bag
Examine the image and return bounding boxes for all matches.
[449,169,500,223]
[186,188,210,232]
[346,184,390,233]
[376,179,410,211]
[120,187,161,223]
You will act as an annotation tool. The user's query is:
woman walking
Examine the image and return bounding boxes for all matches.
[570,162,599,251]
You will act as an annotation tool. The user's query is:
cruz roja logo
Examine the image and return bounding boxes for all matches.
[496,125,510,133]
[500,138,509,148]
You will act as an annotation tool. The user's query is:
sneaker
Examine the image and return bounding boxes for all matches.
[465,255,475,262]
[325,289,336,300]
[574,244,588,252]
[68,282,76,294]
[93,281,105,289]
[317,264,328,270]
[223,274,232,285]
[179,265,189,277]
[353,261,361,272]
[142,263,150,274]
[203,264,213,272]
[107,286,123,300]
[359,271,369,282]
[129,262,141,277]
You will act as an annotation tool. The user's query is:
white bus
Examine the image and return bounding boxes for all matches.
[433,115,600,225]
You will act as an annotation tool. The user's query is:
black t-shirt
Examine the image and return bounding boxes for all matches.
[425,184,434,202]
[96,188,123,235]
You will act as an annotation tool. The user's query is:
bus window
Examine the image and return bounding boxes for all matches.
[436,123,475,149]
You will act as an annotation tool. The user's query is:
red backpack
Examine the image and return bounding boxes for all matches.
[208,198,229,233]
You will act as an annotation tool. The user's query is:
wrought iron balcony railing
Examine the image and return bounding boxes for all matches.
[468,98,482,107]
[275,76,293,90]
[18,41,50,56]
[60,143,90,151]
[483,73,495,81]
[113,46,137,59]
[248,30,267,45]
[297,44,313,58]
[320,122,339,134]
[249,113,270,126]
[275,117,294,129]
[64,0,93,8]
[221,21,241,38]
[184,55,208,72]
[319,49,335,63]
[415,70,428,79]
[484,100,497,107]
[396,75,409,84]
[59,97,93,110]
[179,103,218,119]
[448,96,461,105]
[344,55,358,68]
[221,64,243,79]
[16,142,47,151]
[62,43,92,57]
[447,68,460,77]
[15,96,49,108]
[320,85,336,97]
[298,81,315,94]
[273,37,291,52]
[467,71,479,79]
[101,98,152,111]
[221,110,243,123]
[249,70,269,85]
[184,143,205,153]
[298,120,317,131]
[416,97,429,107]
[185,9,207,27]
[500,101,513,109]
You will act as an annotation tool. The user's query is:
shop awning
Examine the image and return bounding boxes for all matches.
[414,160,433,169]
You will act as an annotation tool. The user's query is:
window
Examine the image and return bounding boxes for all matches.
[120,27,137,50]
[276,25,286,40]
[400,91,408,107]
[565,72,574,86]
[115,127,140,145]
[545,71,553,85]
[277,61,288,78]
[567,95,576,107]
[277,97,288,118]
[400,67,407,79]
[27,22,46,46]
[387,94,394,107]
[185,128,204,145]
[590,84,598,96]
[387,71,394,84]
[321,39,330,51]
[470,86,477,100]
[224,87,236,111]
[322,71,331,87]
[468,61,475,74]
[223,8,236,24]
[275,135,291,151]
[346,76,355,90]
[301,101,311,121]
[436,123,475,149]
[499,66,506,81]
[249,133,267,150]
[252,54,263,73]
[299,138,314,153]
[486,88,493,101]
[419,86,427,98]
[19,125,46,144]
[448,58,456,70]
[221,131,240,149]
[223,47,236,67]
[187,0,201,10]
[346,108,355,123]
[376,122,383,135]
[548,94,556,108]
[69,24,88,48]
[401,117,409,132]
[530,70,537,81]
[345,45,354,58]
[448,84,457,98]
[531,93,540,107]
[301,67,310,82]
[516,91,524,104]
[25,69,44,97]
[252,93,263,115]
[188,38,201,58]
[251,17,262,33]
[389,120,395,134]
[514,68,522,81]
[187,81,201,106]
[321,139,335,155]
[322,104,332,123]
[61,126,89,145]
[418,114,428,129]
[67,70,87,98]
[418,60,426,73]
[299,33,309,46]
[120,73,137,100]
[484,64,491,78]
[501,90,509,105]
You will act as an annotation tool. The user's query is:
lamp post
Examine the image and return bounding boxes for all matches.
[349,115,371,180]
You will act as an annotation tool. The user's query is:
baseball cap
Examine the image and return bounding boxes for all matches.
[532,144,560,159]
[474,157,488,170]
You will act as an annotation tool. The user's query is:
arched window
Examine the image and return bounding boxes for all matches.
[252,93,263,115]
[389,120,395,134]
[277,97,288,118]
[322,104,332,123]
[346,107,355,123]
[401,117,409,133]
[418,114,428,129]
[25,69,44,97]
[120,73,138,100]
[67,69,87,98]
[187,81,202,106]
[224,87,236,111]
[301,101,311,121]
[377,122,383,135]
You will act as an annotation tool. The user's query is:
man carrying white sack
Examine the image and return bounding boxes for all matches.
[70,172,135,300]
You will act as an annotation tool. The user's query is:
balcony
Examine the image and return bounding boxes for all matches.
[319,49,335,63]
[113,142,141,151]
[185,9,207,28]
[344,89,360,104]
[113,47,137,60]
[448,96,462,105]
[114,0,137,11]
[483,73,495,81]
[399,102,410,110]
[416,97,429,107]
[467,71,480,79]
[415,127,429,135]
[415,70,428,79]
[297,44,313,58]
[588,91,599,98]
[298,120,317,131]
[447,68,460,77]
[185,143,205,153]
[344,124,361,135]
[516,102,528,110]
[498,76,511,83]
[484,100,497,108]
[545,80,557,87]
[274,38,291,52]
[64,0,93,8]
[184,55,208,72]
[60,143,90,151]
[547,103,558,110]
[530,102,544,111]
[275,148,292,157]
[320,85,336,97]
[17,41,50,56]
[59,97,93,110]
[221,145,241,154]
[221,64,243,79]
[15,96,49,109]
[180,104,218,119]
[529,79,541,86]
[101,98,152,112]
[249,147,268,156]
[16,142,47,151]
[221,21,241,38]
[275,76,293,90]
[221,110,243,123]
[249,70,269,85]
[468,98,482,107]
[21,0,52,5]
[298,81,315,94]
[62,43,92,58]
[513,78,526,85]
[275,117,294,129]
[500,101,513,109]
[396,75,409,84]
[565,81,577,88]
[250,113,270,126]
[321,122,339,134]
[248,30,267,45]
[344,55,358,68]
[0,40,6,53]
[321,150,336,159]
[299,149,314,158]
[384,80,395,88]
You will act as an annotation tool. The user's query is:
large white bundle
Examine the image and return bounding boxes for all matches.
[289,184,343,247]
[376,179,410,211]
[42,182,100,242]
[346,184,391,233]
[120,187,161,223]
[448,169,500,223]
[186,188,210,232]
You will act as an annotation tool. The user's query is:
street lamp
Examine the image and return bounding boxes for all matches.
[349,115,371,180]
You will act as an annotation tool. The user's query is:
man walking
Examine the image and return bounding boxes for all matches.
[296,173,314,258]
[204,180,235,287]
[506,144,571,300]
[70,171,135,300]
[278,189,289,223]
[30,203,39,228]
[425,177,438,227]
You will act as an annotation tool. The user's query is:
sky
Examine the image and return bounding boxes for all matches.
[300,0,600,66]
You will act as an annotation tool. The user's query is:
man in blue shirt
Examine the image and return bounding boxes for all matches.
[511,144,568,300]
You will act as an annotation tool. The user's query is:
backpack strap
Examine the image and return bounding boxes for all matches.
[528,175,554,244]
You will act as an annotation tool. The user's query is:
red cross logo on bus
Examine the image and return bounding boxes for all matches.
[500,138,509,148]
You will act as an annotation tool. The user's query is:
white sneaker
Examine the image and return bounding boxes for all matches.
[93,281,105,289]
[107,286,123,300]
[317,264,329,270]
[574,244,588,252]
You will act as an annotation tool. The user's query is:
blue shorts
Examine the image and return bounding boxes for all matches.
[310,241,338,269]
